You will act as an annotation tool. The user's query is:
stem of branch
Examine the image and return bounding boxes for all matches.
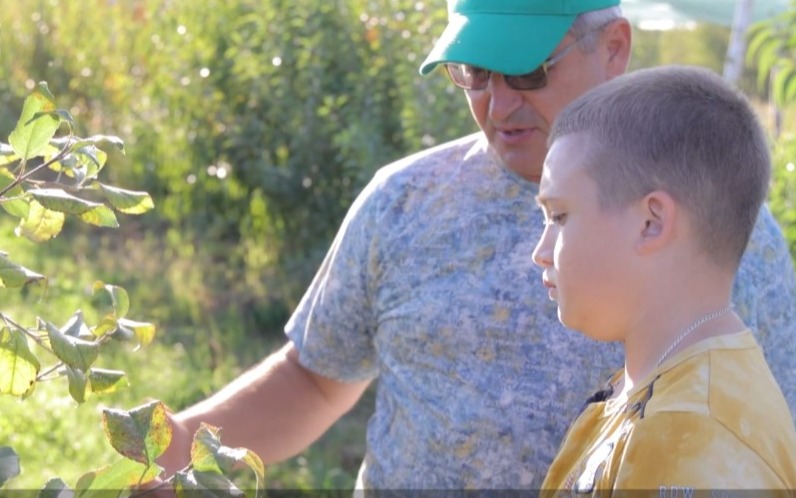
[0,143,72,198]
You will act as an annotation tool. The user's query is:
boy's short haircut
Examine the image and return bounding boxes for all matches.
[549,65,771,269]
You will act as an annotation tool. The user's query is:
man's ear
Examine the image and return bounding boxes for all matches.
[601,18,632,79]
[636,191,677,255]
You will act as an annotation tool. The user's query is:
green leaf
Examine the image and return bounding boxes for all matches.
[8,82,60,160]
[746,24,775,63]
[99,183,155,214]
[28,189,119,228]
[63,310,93,339]
[786,70,796,103]
[175,470,245,498]
[773,61,796,106]
[49,147,101,183]
[755,38,784,89]
[117,318,157,348]
[37,477,73,498]
[66,365,88,403]
[88,368,128,395]
[44,319,99,371]
[15,199,65,242]
[75,458,161,497]
[102,400,172,466]
[66,367,128,402]
[86,134,125,155]
[0,327,40,397]
[94,282,130,319]
[51,136,114,180]
[0,447,21,486]
[0,168,30,218]
[191,424,266,495]
[0,252,46,288]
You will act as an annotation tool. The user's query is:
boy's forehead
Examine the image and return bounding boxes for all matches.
[539,135,592,195]
[539,135,588,186]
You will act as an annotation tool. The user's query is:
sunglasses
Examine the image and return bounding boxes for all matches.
[444,36,582,91]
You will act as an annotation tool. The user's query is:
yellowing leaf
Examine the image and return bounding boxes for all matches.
[91,316,118,338]
[15,200,65,242]
[102,400,172,466]
[99,183,155,214]
[78,205,119,228]
[0,327,40,397]
[191,424,266,494]
[117,318,157,348]
[88,368,128,395]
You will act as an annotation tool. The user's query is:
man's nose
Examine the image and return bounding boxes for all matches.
[486,73,523,122]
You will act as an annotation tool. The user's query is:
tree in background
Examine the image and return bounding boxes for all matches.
[748,0,796,265]
[0,0,475,336]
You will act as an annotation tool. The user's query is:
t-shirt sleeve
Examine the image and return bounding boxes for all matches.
[612,412,788,492]
[732,205,796,416]
[283,175,384,382]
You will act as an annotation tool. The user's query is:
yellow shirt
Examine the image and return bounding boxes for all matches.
[542,331,796,497]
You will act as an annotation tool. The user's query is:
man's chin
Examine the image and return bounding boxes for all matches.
[488,147,543,182]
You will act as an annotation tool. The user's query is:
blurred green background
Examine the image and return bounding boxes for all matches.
[1,0,794,491]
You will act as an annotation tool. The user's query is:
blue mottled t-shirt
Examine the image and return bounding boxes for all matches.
[285,133,796,489]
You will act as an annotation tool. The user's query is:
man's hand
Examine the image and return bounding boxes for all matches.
[158,408,195,477]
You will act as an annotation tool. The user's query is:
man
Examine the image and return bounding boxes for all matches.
[161,0,796,489]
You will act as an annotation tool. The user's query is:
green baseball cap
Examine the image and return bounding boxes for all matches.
[419,0,621,76]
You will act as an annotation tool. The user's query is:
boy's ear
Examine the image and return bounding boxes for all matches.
[635,191,677,255]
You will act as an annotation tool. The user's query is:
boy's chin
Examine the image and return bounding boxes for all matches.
[558,310,615,342]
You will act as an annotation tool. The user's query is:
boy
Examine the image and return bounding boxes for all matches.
[534,65,796,493]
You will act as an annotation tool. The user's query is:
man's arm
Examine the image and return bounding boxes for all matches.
[158,341,371,475]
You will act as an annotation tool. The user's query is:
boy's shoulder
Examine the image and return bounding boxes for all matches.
[626,331,796,486]
[641,331,789,424]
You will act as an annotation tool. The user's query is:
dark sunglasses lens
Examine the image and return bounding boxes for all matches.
[446,64,489,90]
[507,67,547,90]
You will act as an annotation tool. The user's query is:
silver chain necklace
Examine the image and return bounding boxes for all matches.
[656,305,733,366]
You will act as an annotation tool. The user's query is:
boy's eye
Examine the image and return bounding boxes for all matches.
[549,213,567,225]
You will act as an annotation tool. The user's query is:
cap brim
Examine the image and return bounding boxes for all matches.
[419,13,575,76]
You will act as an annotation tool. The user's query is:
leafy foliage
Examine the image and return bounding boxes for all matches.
[769,134,796,267]
[0,86,265,495]
[747,0,796,105]
[0,0,475,333]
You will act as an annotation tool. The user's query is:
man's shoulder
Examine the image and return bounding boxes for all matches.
[374,132,487,183]
[738,205,795,284]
